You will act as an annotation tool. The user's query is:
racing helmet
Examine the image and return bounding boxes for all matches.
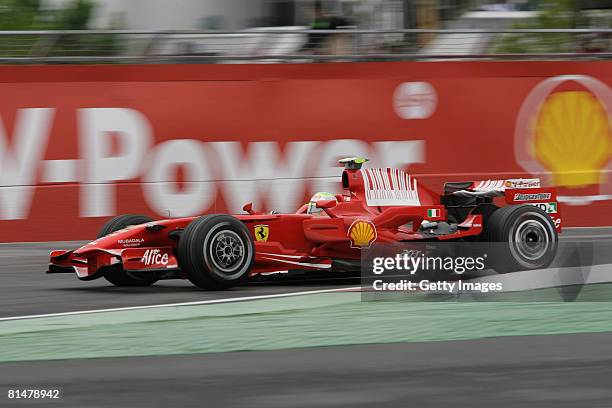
[307,192,337,215]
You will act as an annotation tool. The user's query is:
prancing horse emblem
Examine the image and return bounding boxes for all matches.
[254,225,269,242]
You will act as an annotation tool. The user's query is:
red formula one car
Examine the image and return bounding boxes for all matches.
[48,158,561,289]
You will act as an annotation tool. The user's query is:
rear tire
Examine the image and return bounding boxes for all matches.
[483,205,557,273]
[178,215,254,290]
[97,214,159,287]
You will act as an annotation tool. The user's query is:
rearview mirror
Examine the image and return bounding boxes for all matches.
[242,202,254,214]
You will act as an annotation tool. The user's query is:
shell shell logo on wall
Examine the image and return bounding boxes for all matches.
[534,91,611,187]
[515,75,612,204]
[348,219,377,249]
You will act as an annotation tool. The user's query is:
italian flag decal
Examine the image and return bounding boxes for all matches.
[427,208,440,218]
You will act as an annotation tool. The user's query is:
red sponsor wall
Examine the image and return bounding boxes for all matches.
[0,61,610,242]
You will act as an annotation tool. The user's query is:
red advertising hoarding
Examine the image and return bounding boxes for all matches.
[0,61,610,242]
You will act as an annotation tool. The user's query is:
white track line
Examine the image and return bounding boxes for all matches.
[560,235,612,240]
[470,263,612,293]
[0,286,362,322]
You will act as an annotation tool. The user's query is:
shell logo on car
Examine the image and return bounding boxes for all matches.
[348,219,377,249]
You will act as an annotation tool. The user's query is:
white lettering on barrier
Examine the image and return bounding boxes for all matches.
[0,108,55,220]
[210,141,318,213]
[0,108,426,219]
[311,139,373,194]
[79,108,154,217]
[142,139,214,217]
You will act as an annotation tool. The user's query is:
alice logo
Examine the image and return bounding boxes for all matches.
[141,249,168,266]
[348,219,377,249]
[533,91,612,187]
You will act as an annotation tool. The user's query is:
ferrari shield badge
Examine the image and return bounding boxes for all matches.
[254,224,269,242]
[348,219,377,249]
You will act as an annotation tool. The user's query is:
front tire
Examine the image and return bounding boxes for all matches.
[178,215,254,290]
[483,205,558,273]
[97,214,159,287]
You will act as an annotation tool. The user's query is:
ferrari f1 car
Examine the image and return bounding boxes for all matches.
[48,158,561,289]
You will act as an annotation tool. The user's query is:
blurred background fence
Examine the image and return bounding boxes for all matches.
[0,28,609,63]
[0,0,609,63]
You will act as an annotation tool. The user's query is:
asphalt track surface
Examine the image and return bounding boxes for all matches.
[0,241,361,318]
[1,228,612,407]
[2,332,612,408]
[1,227,611,318]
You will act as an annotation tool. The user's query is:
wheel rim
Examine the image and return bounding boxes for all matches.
[207,229,245,275]
[511,218,550,263]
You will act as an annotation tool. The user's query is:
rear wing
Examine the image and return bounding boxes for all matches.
[445,178,561,231]
[446,178,541,197]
